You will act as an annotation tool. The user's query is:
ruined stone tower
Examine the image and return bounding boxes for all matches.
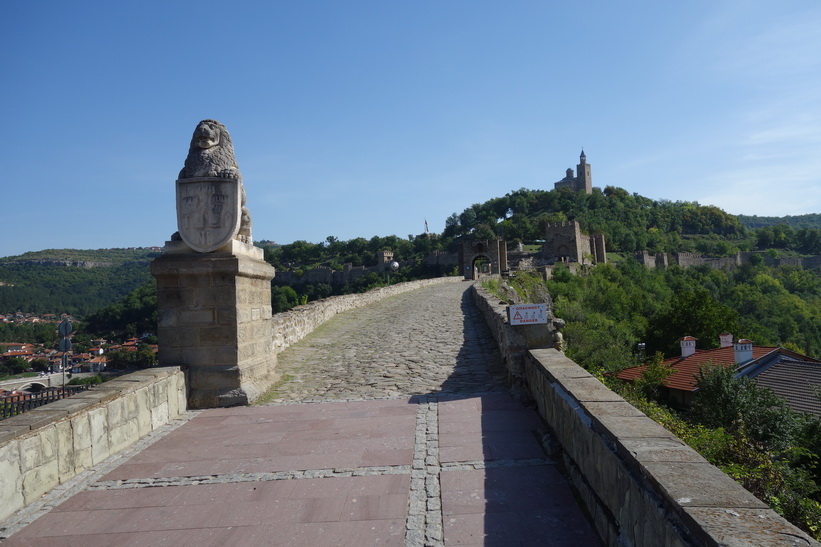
[543,221,606,265]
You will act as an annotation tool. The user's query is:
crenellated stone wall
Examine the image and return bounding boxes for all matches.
[469,281,817,546]
[271,276,465,353]
[0,367,186,522]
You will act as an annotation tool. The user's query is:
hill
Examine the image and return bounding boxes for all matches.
[0,248,160,265]
[737,213,821,230]
[0,248,159,317]
[443,186,748,254]
[440,186,821,256]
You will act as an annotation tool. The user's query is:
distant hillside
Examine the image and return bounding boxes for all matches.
[1,247,160,265]
[737,213,821,230]
[0,248,159,317]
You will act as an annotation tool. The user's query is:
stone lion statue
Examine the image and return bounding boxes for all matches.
[174,119,252,244]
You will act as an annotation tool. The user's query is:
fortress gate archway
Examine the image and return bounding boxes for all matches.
[460,239,507,280]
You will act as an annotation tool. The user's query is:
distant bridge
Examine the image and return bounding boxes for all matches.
[0,373,59,393]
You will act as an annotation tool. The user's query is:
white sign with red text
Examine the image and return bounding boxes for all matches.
[507,304,548,326]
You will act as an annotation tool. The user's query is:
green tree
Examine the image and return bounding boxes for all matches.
[472,224,496,241]
[647,289,740,357]
[30,358,49,372]
[84,281,157,341]
[2,356,29,375]
[271,286,305,313]
[106,346,156,369]
[105,350,132,369]
[690,364,797,452]
[634,352,676,400]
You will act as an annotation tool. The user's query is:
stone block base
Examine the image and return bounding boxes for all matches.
[151,243,277,408]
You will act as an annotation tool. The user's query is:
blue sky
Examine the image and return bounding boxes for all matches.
[3,1,820,258]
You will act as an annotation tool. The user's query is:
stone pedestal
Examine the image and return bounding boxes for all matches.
[150,241,276,408]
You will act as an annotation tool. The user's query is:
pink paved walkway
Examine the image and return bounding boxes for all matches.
[3,393,600,546]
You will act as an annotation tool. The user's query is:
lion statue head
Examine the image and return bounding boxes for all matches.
[172,119,253,245]
[178,119,242,181]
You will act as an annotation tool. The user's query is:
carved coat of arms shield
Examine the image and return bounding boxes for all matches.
[176,177,242,253]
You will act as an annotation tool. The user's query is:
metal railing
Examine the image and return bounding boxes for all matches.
[0,385,93,419]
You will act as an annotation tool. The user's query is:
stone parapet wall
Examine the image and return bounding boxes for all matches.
[0,367,186,522]
[675,252,741,270]
[272,276,464,353]
[469,282,817,546]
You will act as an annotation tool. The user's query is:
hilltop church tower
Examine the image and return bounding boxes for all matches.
[554,149,592,194]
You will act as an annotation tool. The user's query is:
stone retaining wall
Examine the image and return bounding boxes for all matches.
[271,276,464,353]
[470,282,817,546]
[0,367,186,522]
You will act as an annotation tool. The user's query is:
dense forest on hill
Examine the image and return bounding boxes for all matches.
[0,248,157,316]
[738,213,821,230]
[263,234,447,271]
[262,234,458,311]
[1,248,159,264]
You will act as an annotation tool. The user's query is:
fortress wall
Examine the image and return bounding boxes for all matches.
[634,251,654,268]
[804,256,821,269]
[423,250,459,266]
[0,367,186,523]
[302,267,335,284]
[271,276,464,354]
[778,257,805,267]
[674,252,706,268]
[273,262,405,287]
[640,251,821,272]
[469,281,814,547]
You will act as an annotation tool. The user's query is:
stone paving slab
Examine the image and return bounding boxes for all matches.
[441,466,598,546]
[99,399,418,481]
[3,395,600,546]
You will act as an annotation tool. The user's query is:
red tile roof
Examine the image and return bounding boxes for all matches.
[3,350,34,358]
[617,346,780,391]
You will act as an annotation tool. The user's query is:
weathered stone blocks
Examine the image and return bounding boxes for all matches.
[0,367,185,523]
[151,246,276,408]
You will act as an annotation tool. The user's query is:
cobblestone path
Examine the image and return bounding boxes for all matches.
[263,281,510,403]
